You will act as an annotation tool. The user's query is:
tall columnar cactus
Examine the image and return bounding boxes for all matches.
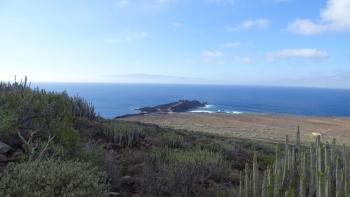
[239,127,350,197]
[245,163,249,197]
[296,125,301,155]
[343,144,348,197]
[275,145,279,174]
[274,145,281,197]
[253,152,259,197]
[300,152,306,197]
[318,171,326,197]
[283,135,289,182]
[325,142,329,170]
[295,126,301,195]
[261,171,267,197]
[310,143,316,197]
[267,167,273,197]
[240,171,244,197]
[317,135,322,172]
[331,139,337,195]
[336,156,342,196]
[325,166,330,197]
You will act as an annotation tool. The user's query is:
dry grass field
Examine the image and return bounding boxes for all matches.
[121,112,350,145]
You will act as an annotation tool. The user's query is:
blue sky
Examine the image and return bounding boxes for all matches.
[0,0,349,88]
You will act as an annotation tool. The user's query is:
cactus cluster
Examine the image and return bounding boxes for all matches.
[240,127,350,197]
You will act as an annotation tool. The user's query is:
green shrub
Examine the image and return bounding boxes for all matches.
[79,145,106,167]
[145,148,233,196]
[0,160,110,197]
[0,110,17,140]
[0,80,97,157]
[103,121,146,148]
[151,147,229,168]
[55,127,81,157]
[159,132,184,148]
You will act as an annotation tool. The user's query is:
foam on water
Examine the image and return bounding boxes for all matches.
[190,106,243,114]
[189,110,215,113]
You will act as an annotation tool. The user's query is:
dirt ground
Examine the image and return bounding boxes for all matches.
[120,112,350,145]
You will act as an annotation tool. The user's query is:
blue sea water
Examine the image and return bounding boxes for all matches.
[35,83,350,119]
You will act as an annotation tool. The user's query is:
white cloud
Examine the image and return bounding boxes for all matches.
[115,0,175,8]
[107,73,207,84]
[202,51,225,64]
[226,18,270,31]
[267,49,329,62]
[234,57,255,64]
[208,0,235,5]
[221,42,241,48]
[202,51,223,58]
[173,22,183,27]
[105,30,149,43]
[288,0,350,35]
[235,57,254,64]
[116,0,130,7]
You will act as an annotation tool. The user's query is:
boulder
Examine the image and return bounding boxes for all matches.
[120,176,140,194]
[120,176,135,189]
[0,154,7,163]
[108,192,121,197]
[0,141,12,154]
[8,151,24,161]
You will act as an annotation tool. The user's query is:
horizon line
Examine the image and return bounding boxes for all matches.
[22,81,350,91]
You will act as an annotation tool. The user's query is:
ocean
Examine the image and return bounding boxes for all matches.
[35,83,350,119]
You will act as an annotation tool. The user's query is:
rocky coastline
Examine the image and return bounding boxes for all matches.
[115,100,207,119]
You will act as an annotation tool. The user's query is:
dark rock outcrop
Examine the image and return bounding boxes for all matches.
[138,100,207,114]
[0,142,12,154]
[0,141,14,168]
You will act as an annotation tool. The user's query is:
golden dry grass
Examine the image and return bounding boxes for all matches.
[121,112,350,145]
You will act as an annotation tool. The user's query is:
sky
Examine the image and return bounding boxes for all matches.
[0,0,350,88]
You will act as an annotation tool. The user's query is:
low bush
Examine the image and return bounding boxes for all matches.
[0,110,17,140]
[144,151,233,196]
[103,121,146,148]
[151,147,229,168]
[0,80,95,150]
[159,132,184,148]
[0,160,110,197]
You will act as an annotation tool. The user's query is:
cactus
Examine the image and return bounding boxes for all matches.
[325,166,330,197]
[331,139,337,195]
[283,135,289,182]
[318,171,325,197]
[240,171,244,197]
[336,156,342,196]
[253,152,259,197]
[245,163,249,197]
[261,171,267,197]
[310,143,316,197]
[239,127,350,197]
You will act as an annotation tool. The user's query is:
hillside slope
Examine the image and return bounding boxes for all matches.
[0,81,278,197]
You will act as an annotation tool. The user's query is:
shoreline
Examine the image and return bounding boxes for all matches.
[116,110,350,119]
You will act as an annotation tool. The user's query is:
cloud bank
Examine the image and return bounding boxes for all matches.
[105,29,148,43]
[267,49,329,62]
[288,0,350,35]
[226,18,269,31]
[202,51,225,64]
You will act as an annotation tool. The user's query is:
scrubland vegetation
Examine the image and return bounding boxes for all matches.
[1,79,348,197]
[241,129,350,197]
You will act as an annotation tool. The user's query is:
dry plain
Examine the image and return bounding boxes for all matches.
[121,112,350,145]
